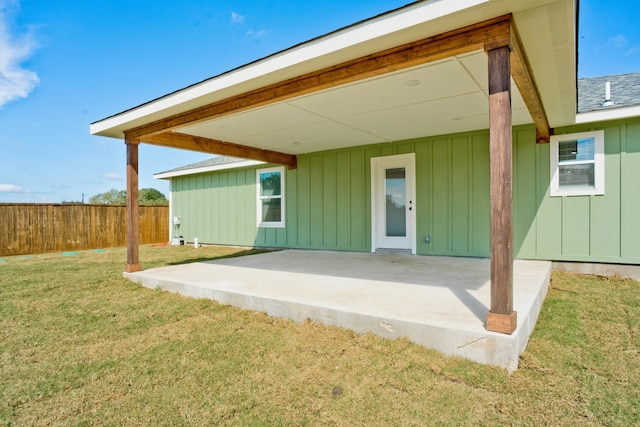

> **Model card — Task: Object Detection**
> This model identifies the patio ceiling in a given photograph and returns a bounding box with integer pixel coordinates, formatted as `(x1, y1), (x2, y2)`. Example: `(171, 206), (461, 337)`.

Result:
(176, 51), (532, 156)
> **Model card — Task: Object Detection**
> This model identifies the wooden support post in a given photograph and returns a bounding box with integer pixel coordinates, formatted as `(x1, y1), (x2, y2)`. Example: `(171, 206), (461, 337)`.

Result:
(486, 45), (517, 334)
(125, 138), (141, 273)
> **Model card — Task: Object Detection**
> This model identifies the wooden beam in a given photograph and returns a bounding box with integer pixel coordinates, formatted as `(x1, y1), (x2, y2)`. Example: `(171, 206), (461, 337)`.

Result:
(125, 138), (141, 273)
(486, 45), (517, 335)
(126, 15), (514, 140)
(142, 132), (297, 169)
(508, 21), (552, 143)
(484, 21), (551, 144)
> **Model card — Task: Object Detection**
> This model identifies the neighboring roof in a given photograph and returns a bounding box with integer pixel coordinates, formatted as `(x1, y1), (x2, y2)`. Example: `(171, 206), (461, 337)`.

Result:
(578, 73), (640, 113)
(154, 156), (264, 179)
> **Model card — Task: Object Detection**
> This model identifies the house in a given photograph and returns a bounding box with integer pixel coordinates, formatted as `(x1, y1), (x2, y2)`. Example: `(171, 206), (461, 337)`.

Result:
(90, 0), (640, 337)
(155, 71), (640, 264)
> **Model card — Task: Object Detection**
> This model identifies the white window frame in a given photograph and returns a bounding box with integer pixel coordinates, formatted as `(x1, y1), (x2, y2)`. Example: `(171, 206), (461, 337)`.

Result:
(256, 166), (285, 228)
(550, 130), (605, 197)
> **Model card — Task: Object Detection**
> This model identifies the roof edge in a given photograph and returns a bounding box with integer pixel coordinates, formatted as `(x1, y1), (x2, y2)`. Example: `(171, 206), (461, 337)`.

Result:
(575, 104), (640, 125)
(91, 1), (421, 129)
(154, 159), (265, 179)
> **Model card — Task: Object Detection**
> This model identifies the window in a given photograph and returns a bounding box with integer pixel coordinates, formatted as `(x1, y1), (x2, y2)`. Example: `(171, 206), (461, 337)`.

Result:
(257, 166), (285, 227)
(550, 130), (604, 197)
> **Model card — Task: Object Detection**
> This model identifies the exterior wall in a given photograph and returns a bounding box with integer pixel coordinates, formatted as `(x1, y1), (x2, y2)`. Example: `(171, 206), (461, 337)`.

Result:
(171, 130), (492, 257)
(170, 119), (640, 264)
(514, 118), (640, 264)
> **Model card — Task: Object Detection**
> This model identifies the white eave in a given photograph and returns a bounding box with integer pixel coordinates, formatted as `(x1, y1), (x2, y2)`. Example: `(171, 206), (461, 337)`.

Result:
(90, 0), (577, 140)
(575, 105), (640, 125)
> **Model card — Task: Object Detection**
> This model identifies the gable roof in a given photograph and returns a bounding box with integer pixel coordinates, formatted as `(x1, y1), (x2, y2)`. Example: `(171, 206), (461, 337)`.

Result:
(578, 73), (640, 113)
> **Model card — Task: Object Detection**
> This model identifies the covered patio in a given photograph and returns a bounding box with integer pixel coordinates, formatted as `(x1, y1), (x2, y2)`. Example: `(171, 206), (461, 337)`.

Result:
(91, 0), (576, 353)
(125, 250), (551, 371)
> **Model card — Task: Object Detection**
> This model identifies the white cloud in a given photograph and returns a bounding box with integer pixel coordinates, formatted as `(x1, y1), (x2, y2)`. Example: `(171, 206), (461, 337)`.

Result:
(231, 11), (245, 25)
(607, 34), (627, 49)
(103, 172), (122, 180)
(625, 46), (640, 56)
(230, 10), (268, 41)
(0, 183), (29, 193)
(246, 28), (268, 40)
(0, 0), (39, 108)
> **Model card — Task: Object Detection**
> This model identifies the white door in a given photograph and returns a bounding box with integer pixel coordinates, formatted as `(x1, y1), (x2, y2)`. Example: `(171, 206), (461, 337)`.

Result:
(371, 153), (416, 254)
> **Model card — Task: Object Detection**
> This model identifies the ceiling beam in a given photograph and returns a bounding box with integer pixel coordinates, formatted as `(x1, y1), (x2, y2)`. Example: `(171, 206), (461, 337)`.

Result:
(507, 22), (552, 143)
(484, 20), (551, 143)
(140, 132), (297, 169)
(125, 15), (514, 141)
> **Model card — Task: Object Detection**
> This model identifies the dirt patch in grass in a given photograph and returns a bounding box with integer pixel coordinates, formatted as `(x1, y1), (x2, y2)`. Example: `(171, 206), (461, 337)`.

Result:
(1, 247), (638, 425)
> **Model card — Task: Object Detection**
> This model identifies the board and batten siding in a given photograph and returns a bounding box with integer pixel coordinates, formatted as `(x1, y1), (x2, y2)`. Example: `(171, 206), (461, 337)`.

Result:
(514, 119), (640, 264)
(169, 120), (640, 264)
(170, 131), (493, 257)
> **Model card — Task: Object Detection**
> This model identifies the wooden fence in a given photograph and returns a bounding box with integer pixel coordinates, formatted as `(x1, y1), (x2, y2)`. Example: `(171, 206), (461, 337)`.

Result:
(0, 204), (169, 256)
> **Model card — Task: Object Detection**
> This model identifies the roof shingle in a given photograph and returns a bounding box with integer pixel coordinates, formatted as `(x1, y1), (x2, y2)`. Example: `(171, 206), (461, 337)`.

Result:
(156, 156), (246, 175)
(578, 73), (640, 113)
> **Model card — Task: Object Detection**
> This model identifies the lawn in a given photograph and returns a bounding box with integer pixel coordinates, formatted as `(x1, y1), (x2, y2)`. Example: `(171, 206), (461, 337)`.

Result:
(1, 245), (638, 426)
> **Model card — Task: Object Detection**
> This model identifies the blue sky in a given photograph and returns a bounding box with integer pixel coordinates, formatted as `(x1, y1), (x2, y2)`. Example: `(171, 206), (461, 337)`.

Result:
(0, 0), (638, 203)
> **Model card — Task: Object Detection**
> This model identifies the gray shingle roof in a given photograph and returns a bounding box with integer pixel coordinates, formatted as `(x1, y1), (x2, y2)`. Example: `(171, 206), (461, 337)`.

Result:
(578, 73), (640, 113)
(156, 156), (246, 175)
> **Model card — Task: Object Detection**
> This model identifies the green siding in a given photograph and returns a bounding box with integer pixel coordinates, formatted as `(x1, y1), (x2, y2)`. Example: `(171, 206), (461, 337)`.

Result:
(561, 197), (590, 257)
(323, 153), (337, 249)
(414, 142), (431, 254)
(513, 118), (640, 264)
(622, 123), (640, 259)
(349, 150), (366, 249)
(451, 137), (470, 253)
(412, 134), (491, 257)
(296, 156), (310, 247)
(513, 127), (537, 256)
(430, 138), (450, 253)
(470, 134), (490, 255)
(169, 119), (640, 263)
(336, 152), (350, 249)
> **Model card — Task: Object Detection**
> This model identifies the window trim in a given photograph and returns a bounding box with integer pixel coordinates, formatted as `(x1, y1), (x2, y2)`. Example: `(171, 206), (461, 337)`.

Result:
(550, 130), (605, 197)
(256, 166), (285, 228)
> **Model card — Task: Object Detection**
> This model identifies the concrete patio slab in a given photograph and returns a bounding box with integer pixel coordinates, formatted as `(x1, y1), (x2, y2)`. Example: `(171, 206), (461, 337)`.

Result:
(124, 250), (551, 372)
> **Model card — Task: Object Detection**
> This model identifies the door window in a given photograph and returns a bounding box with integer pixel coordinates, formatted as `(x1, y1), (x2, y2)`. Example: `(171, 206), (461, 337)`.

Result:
(385, 167), (406, 237)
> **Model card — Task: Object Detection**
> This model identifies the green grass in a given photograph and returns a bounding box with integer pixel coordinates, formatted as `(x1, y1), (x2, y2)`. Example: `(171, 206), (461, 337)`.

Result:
(1, 245), (638, 426)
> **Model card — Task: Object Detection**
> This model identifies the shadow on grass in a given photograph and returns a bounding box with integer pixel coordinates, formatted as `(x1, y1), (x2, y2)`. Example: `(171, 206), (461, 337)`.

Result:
(167, 248), (276, 266)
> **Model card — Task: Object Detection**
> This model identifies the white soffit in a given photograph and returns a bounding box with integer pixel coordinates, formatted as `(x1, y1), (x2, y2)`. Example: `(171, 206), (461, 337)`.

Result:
(513, 0), (577, 127)
(90, 0), (574, 140)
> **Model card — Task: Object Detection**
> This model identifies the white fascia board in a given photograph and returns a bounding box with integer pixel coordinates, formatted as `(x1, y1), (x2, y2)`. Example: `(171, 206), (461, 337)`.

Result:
(575, 105), (640, 125)
(90, 0), (491, 139)
(154, 160), (264, 180)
